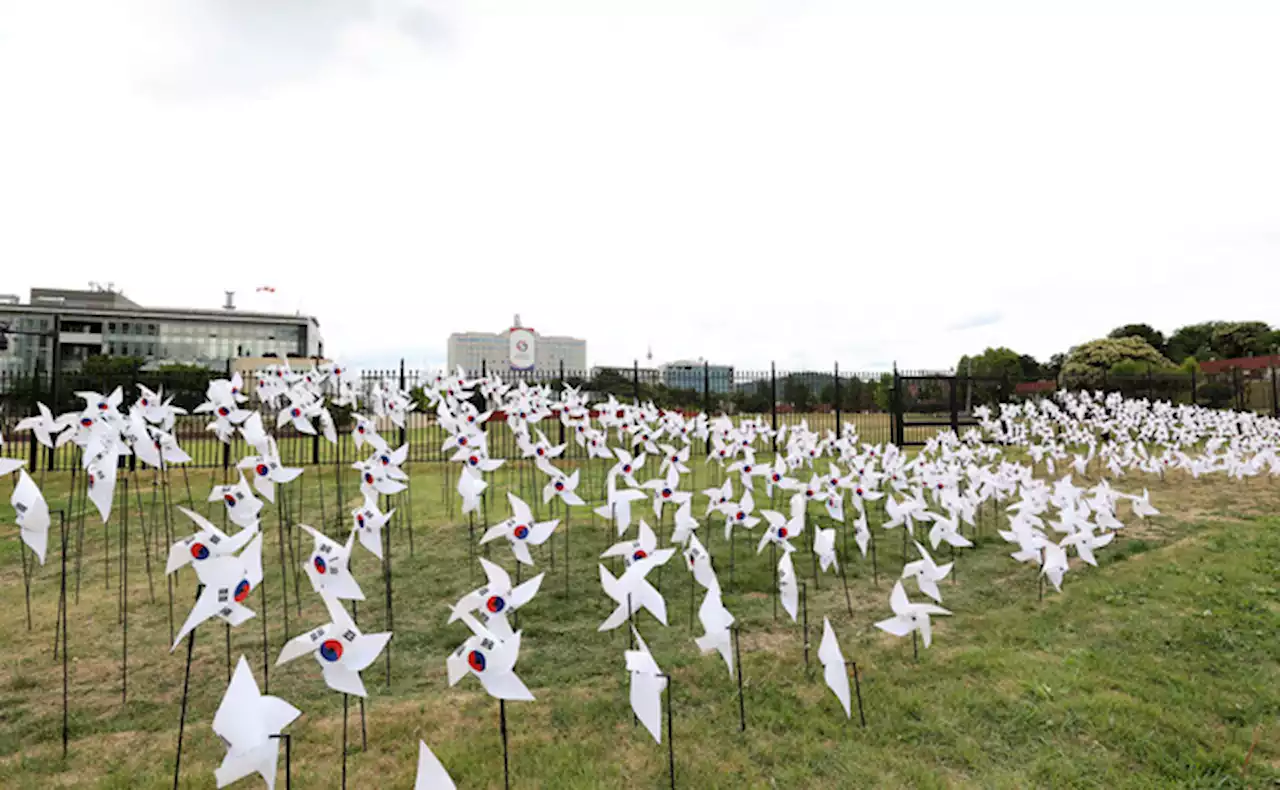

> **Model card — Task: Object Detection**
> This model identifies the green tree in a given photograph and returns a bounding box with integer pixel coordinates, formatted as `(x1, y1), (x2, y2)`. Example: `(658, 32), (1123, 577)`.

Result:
(1108, 324), (1166, 355)
(783, 376), (813, 411)
(872, 372), (894, 412)
(1210, 321), (1273, 360)
(955, 347), (1032, 382)
(1165, 322), (1222, 363)
(1061, 337), (1174, 385)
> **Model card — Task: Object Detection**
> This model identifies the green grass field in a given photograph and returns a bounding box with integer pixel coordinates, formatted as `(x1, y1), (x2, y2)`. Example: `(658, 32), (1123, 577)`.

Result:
(0, 457), (1277, 788)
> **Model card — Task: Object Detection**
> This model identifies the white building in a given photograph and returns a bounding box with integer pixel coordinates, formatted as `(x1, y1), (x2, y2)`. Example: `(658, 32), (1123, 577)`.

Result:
(447, 315), (587, 374)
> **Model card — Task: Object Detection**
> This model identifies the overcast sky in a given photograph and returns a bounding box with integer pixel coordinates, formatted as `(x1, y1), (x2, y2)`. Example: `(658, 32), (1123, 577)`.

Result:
(2, 1), (1278, 373)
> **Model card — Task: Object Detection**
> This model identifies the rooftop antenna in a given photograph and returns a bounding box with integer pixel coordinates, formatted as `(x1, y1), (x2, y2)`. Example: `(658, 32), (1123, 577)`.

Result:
(646, 344), (653, 363)
(224, 291), (236, 310)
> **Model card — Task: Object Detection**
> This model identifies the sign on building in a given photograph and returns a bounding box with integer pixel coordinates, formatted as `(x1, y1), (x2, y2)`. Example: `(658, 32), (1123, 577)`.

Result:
(509, 327), (536, 370)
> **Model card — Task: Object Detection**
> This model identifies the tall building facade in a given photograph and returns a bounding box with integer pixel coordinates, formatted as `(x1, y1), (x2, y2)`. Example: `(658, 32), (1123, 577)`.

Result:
(660, 359), (735, 393)
(447, 315), (587, 373)
(0, 286), (322, 374)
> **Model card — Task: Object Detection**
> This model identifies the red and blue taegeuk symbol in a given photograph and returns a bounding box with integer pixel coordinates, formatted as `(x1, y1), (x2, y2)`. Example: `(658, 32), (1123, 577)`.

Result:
(97, 402), (108, 411)
(513, 524), (530, 540)
(256, 463), (269, 477)
(314, 556), (328, 574)
(632, 549), (648, 561)
(356, 514), (366, 529)
(467, 650), (486, 672)
(290, 408), (301, 418)
(224, 493), (237, 507)
(486, 596), (506, 613)
(80, 417), (93, 428)
(217, 406), (230, 417)
(364, 472), (374, 485)
(320, 639), (344, 662)
(234, 579), (251, 602)
(778, 527), (788, 538)
(190, 542), (210, 560)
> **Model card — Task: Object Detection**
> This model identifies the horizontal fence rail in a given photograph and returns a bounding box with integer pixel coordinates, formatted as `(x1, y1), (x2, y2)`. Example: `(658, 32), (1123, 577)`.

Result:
(1, 360), (1276, 468)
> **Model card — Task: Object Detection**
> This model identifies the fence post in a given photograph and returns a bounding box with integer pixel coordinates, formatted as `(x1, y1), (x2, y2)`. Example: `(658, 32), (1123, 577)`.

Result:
(703, 362), (711, 457)
(892, 363), (903, 447)
(1271, 363), (1279, 418)
(833, 362), (841, 438)
(29, 356), (41, 471)
(1234, 367), (1243, 411)
(633, 360), (640, 404)
(558, 360), (566, 446)
(1146, 363), (1153, 402)
(222, 359), (232, 472)
(770, 363), (778, 454)
(1191, 366), (1198, 406)
(948, 372), (959, 435)
(398, 357), (407, 449)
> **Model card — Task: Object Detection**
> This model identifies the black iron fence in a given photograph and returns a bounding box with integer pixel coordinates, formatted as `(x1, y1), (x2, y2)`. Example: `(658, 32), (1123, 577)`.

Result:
(2, 359), (1277, 468)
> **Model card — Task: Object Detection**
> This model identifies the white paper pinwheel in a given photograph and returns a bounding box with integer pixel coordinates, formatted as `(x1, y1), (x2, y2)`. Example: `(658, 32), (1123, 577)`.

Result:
(694, 587), (735, 676)
(352, 414), (388, 453)
(276, 592), (391, 697)
(658, 443), (690, 477)
(456, 467), (488, 515)
(875, 581), (951, 648)
(351, 500), (395, 559)
(1041, 541), (1069, 592)
(669, 499), (700, 545)
(84, 446), (121, 523)
(609, 449), (646, 488)
(11, 470), (50, 564)
(172, 535), (264, 650)
(720, 489), (760, 541)
(480, 493), (559, 566)
(209, 474), (265, 529)
(778, 550), (798, 621)
(818, 618), (851, 718)
(682, 533), (719, 593)
(414, 740), (457, 790)
(598, 546), (675, 632)
(642, 464), (690, 521)
(213, 656), (300, 790)
(922, 511), (973, 550)
(537, 460), (585, 506)
(276, 396), (317, 435)
(167, 506), (259, 577)
(300, 524), (365, 601)
(596, 475), (648, 536)
(449, 557), (544, 639)
(446, 610), (535, 702)
(702, 478), (733, 518)
(237, 452), (303, 503)
(809, 526), (837, 574)
(902, 541), (952, 603)
(15, 402), (62, 448)
(625, 626), (668, 744)
(355, 460), (407, 497)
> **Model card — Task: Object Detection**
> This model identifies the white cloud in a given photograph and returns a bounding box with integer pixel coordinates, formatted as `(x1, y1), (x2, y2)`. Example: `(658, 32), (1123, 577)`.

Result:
(2, 0), (1278, 373)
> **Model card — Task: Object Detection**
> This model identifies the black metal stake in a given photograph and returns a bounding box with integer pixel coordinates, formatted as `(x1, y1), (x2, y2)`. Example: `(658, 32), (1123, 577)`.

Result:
(172, 585), (202, 790)
(851, 661), (866, 728)
(270, 734), (292, 790)
(121, 477), (129, 703)
(59, 510), (69, 758)
(342, 693), (349, 790)
(500, 699), (511, 790)
(839, 555), (854, 617)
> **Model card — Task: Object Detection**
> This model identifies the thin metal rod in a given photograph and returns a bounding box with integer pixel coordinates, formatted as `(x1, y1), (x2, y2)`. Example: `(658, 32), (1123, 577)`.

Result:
(733, 626), (746, 732)
(852, 661), (866, 728)
(500, 698), (511, 790)
(172, 586), (201, 790)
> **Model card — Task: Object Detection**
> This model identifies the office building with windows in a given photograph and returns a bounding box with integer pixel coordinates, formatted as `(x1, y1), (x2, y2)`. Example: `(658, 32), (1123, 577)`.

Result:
(447, 315), (587, 373)
(0, 286), (322, 374)
(660, 359), (735, 393)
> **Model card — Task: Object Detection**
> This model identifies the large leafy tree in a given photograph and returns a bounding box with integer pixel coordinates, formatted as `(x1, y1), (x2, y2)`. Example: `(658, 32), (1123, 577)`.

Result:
(956, 347), (1040, 382)
(1165, 322), (1221, 363)
(1108, 324), (1166, 355)
(1209, 321), (1275, 359)
(1061, 337), (1174, 384)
